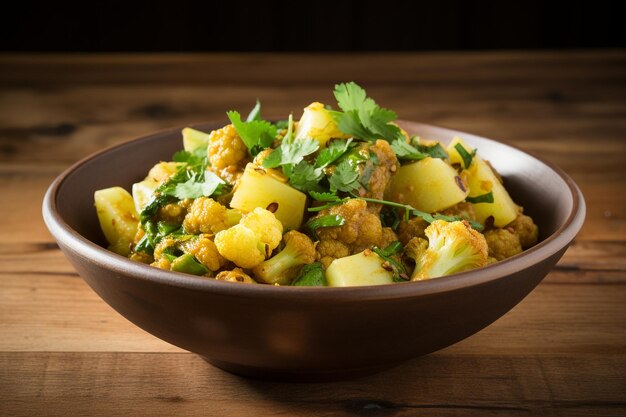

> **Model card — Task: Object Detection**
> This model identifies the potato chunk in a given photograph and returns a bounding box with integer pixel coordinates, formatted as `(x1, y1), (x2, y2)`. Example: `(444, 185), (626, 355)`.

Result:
(94, 187), (139, 256)
(230, 163), (307, 230)
(182, 127), (211, 152)
(386, 157), (468, 213)
(326, 250), (393, 287)
(447, 137), (519, 227)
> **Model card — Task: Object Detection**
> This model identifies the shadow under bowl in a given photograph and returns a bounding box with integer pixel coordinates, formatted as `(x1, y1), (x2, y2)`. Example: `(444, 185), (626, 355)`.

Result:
(42, 121), (585, 381)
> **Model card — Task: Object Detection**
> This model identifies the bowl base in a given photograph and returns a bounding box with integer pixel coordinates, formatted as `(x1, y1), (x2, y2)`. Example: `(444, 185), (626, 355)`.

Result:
(202, 356), (404, 382)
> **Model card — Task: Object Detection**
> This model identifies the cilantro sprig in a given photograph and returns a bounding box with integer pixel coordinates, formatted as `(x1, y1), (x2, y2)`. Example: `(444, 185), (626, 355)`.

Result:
(262, 115), (324, 192)
(227, 108), (277, 156)
(371, 241), (409, 282)
(332, 82), (405, 143)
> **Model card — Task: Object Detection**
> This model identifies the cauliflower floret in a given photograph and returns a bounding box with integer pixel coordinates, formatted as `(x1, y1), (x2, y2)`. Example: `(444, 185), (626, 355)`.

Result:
(398, 216), (428, 245)
(129, 250), (153, 264)
(483, 228), (522, 261)
(506, 213), (538, 249)
(405, 220), (489, 280)
(152, 236), (178, 261)
(151, 257), (171, 270)
(207, 124), (250, 184)
(214, 208), (283, 269)
(214, 225), (265, 268)
(179, 234), (227, 272)
(379, 227), (399, 249)
(349, 140), (399, 213)
(215, 268), (257, 284)
(252, 231), (316, 285)
(315, 199), (383, 253)
(441, 202), (477, 221)
(157, 200), (189, 225)
(316, 239), (350, 269)
(240, 207), (284, 250)
(182, 197), (232, 235)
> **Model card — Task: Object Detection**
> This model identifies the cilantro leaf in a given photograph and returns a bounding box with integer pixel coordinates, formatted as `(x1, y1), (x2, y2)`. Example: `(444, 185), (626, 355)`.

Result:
(292, 262), (326, 286)
(377, 240), (403, 257)
(263, 114), (319, 169)
(333, 82), (404, 143)
(334, 110), (377, 141)
(329, 160), (360, 193)
(371, 244), (409, 282)
(305, 214), (346, 230)
(309, 191), (341, 202)
(390, 139), (428, 160)
(172, 146), (207, 166)
(454, 143), (475, 169)
(466, 192), (494, 204)
(288, 161), (324, 192)
(246, 99), (262, 122)
(261, 148), (283, 169)
(334, 82), (369, 111)
(163, 170), (226, 200)
(227, 110), (276, 156)
(315, 138), (353, 168)
(418, 143), (448, 159)
(280, 137), (319, 165)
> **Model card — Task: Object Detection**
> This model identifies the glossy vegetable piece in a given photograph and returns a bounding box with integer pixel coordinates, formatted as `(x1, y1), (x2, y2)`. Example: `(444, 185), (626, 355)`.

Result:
(94, 187), (139, 256)
(447, 137), (519, 227)
(230, 163), (307, 230)
(326, 250), (394, 287)
(182, 127), (211, 152)
(294, 102), (349, 148)
(171, 253), (209, 276)
(386, 157), (469, 213)
(131, 162), (181, 212)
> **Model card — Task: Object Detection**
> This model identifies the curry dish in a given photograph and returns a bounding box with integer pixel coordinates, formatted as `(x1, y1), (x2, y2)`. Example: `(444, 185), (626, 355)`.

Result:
(95, 82), (538, 286)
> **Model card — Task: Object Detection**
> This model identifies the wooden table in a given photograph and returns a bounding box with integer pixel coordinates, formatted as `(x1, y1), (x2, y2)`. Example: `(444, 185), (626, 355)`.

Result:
(1, 51), (625, 416)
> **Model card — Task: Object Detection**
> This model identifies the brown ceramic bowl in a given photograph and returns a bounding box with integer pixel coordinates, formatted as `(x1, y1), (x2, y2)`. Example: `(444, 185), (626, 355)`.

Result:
(42, 121), (585, 381)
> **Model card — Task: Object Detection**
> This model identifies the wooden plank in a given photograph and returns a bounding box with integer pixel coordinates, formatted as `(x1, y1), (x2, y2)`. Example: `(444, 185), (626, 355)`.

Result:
(0, 352), (624, 417)
(1, 51), (625, 86)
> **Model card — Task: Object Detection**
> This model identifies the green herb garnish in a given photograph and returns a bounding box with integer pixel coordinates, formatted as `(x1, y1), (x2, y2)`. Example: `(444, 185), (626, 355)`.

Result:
(305, 214), (346, 230)
(332, 82), (405, 143)
(292, 262), (327, 286)
(315, 138), (354, 168)
(371, 241), (409, 282)
(454, 143), (476, 169)
(227, 109), (277, 156)
(329, 160), (361, 193)
(466, 192), (494, 204)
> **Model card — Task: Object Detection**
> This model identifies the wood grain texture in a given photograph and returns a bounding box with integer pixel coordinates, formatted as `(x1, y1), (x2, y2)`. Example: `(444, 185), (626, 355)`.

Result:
(0, 51), (625, 416)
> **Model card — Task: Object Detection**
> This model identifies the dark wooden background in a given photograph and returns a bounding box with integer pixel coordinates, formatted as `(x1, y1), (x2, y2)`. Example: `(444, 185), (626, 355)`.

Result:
(2, 1), (624, 52)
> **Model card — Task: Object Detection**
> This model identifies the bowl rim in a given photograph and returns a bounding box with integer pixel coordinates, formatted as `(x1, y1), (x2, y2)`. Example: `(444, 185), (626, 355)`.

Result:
(42, 120), (586, 301)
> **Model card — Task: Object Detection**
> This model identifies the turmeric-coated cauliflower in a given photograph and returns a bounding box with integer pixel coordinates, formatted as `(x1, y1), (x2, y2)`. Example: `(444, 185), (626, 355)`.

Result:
(252, 231), (316, 285)
(314, 198), (383, 254)
(506, 213), (538, 249)
(179, 234), (227, 272)
(207, 124), (250, 184)
(316, 239), (350, 269)
(398, 216), (428, 245)
(214, 207), (283, 269)
(406, 220), (489, 280)
(215, 268), (257, 284)
(483, 228), (522, 261)
(240, 207), (283, 250)
(183, 197), (233, 235)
